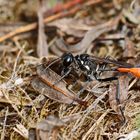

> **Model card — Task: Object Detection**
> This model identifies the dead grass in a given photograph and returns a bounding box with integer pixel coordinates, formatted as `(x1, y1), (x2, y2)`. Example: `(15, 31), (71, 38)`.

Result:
(0, 0), (140, 140)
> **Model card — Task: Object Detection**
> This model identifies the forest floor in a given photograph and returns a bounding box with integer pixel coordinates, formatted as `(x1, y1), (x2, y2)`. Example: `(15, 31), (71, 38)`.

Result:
(0, 0), (140, 140)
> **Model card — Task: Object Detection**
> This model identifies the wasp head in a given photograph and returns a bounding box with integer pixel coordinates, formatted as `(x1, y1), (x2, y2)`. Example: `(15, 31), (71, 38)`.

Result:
(62, 53), (74, 67)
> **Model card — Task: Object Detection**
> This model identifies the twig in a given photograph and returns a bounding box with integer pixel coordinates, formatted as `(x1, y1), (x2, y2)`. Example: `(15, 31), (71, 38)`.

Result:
(37, 0), (48, 57)
(0, 0), (102, 43)
(45, 0), (84, 15)
(11, 50), (22, 79)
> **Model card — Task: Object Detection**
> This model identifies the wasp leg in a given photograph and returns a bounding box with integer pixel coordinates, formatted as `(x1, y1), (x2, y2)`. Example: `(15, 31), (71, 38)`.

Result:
(98, 64), (107, 76)
(53, 67), (72, 85)
(65, 79), (87, 99)
(66, 80), (77, 90)
(65, 81), (82, 106)
(66, 78), (83, 93)
(94, 74), (118, 82)
(76, 81), (90, 96)
(116, 79), (126, 124)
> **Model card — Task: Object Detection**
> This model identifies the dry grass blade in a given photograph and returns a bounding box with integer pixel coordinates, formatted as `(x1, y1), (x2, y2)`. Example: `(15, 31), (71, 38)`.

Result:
(1, 89), (26, 121)
(82, 109), (111, 140)
(13, 124), (28, 139)
(72, 90), (108, 132)
(0, 94), (32, 106)
(0, 107), (8, 140)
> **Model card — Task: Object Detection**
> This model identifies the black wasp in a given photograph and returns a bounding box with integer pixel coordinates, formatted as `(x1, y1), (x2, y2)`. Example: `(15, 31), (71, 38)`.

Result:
(45, 52), (133, 83)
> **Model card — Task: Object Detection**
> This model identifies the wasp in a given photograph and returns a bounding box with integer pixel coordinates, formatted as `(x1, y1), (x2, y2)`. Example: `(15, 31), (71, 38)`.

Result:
(41, 52), (140, 123)
(43, 52), (134, 85)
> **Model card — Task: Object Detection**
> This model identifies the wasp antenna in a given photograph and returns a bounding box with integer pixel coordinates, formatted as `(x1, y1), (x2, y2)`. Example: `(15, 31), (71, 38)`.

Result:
(36, 57), (61, 71)
(43, 57), (61, 71)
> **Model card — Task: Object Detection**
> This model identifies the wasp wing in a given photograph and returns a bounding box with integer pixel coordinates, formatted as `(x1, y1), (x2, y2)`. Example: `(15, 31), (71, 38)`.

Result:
(87, 55), (133, 68)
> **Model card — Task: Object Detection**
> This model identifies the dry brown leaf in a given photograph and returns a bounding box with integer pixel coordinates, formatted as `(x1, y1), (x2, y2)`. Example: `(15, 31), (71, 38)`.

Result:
(29, 128), (36, 140)
(35, 114), (80, 140)
(123, 37), (136, 64)
(118, 75), (129, 106)
(31, 77), (77, 104)
(109, 75), (129, 122)
(31, 64), (86, 105)
(37, 116), (65, 131)
(124, 0), (140, 24)
(48, 18), (93, 37)
(109, 83), (125, 122)
(50, 15), (121, 55)
(36, 116), (64, 140)
(109, 83), (120, 114)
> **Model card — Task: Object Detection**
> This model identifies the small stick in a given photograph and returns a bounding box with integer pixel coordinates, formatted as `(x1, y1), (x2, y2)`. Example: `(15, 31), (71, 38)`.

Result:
(0, 0), (102, 43)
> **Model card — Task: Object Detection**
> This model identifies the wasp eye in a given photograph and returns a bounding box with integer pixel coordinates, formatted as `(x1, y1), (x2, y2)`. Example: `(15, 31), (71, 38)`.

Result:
(80, 54), (89, 60)
(62, 53), (74, 67)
